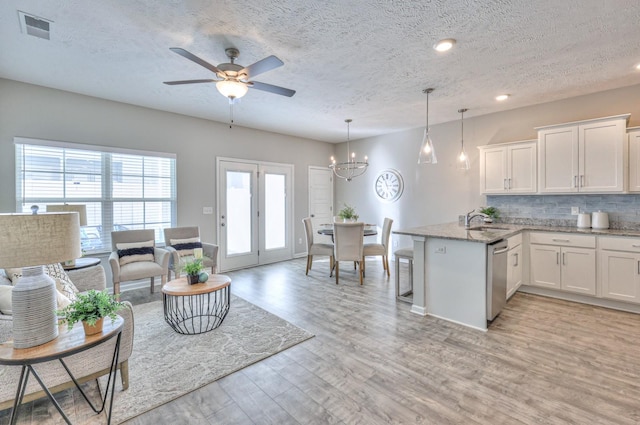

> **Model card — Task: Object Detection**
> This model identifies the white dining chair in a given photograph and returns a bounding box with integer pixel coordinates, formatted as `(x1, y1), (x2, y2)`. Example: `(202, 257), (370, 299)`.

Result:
(333, 222), (365, 285)
(303, 218), (334, 276)
(363, 217), (393, 277)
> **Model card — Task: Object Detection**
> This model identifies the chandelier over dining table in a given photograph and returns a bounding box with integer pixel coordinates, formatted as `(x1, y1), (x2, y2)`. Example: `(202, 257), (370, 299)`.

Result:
(329, 119), (368, 182)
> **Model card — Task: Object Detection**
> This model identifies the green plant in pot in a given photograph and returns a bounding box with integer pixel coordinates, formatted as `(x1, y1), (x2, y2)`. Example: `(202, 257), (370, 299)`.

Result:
(479, 206), (499, 222)
(57, 290), (125, 336)
(337, 203), (359, 222)
(182, 258), (204, 284)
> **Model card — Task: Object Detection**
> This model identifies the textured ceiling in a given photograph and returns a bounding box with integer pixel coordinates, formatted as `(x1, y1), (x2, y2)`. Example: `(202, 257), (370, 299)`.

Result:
(1, 0), (639, 142)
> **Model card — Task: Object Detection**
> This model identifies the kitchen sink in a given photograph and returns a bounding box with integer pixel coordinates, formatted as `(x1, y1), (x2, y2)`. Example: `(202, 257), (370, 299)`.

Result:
(467, 225), (511, 231)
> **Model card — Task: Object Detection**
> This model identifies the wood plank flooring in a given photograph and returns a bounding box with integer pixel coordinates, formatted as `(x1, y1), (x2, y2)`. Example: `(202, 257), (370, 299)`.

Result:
(2, 257), (640, 424)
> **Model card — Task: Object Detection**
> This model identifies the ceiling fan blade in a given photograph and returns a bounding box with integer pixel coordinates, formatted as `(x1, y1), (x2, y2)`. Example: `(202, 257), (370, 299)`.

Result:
(241, 55), (284, 79)
(169, 47), (222, 74)
(163, 79), (217, 85)
(249, 81), (296, 97)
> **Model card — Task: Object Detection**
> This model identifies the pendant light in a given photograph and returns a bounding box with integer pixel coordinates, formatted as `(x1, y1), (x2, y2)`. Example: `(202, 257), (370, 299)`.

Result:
(329, 119), (369, 182)
(458, 108), (470, 170)
(418, 88), (437, 164)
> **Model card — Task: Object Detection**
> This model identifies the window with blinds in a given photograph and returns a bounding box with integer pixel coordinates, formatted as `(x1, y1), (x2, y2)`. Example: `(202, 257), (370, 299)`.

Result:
(15, 138), (177, 252)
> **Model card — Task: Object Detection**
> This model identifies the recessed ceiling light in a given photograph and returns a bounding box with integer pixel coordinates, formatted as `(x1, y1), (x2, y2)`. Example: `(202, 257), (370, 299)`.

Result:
(433, 39), (456, 52)
(495, 94), (510, 101)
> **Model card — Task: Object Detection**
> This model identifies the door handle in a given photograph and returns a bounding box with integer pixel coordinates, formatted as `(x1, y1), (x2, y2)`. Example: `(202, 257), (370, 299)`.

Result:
(556, 252), (559, 264)
(580, 175), (585, 187)
(311, 214), (315, 217)
(221, 223), (225, 227)
(513, 252), (518, 267)
(573, 175), (578, 188)
(552, 238), (570, 243)
(493, 247), (510, 255)
(504, 179), (507, 190)
(508, 178), (512, 190)
(638, 260), (640, 275)
(562, 252), (566, 265)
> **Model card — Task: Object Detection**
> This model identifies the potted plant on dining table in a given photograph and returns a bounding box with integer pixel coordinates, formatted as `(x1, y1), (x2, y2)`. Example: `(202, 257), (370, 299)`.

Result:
(337, 203), (359, 222)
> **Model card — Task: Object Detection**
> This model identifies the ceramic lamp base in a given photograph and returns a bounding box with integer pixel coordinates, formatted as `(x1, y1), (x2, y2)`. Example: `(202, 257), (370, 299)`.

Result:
(12, 265), (58, 349)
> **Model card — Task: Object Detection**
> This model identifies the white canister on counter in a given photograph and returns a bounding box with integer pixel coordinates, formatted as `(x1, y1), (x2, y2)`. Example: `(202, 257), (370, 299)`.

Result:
(577, 213), (591, 228)
(592, 211), (609, 229)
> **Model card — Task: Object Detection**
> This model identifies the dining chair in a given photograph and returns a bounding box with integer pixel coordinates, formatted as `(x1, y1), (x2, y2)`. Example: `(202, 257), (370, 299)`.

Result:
(363, 217), (393, 277)
(109, 229), (170, 296)
(333, 222), (365, 285)
(163, 226), (218, 279)
(303, 218), (334, 276)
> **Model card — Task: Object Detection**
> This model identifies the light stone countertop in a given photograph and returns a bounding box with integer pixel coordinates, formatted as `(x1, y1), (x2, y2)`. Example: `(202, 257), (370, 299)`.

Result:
(394, 222), (640, 244)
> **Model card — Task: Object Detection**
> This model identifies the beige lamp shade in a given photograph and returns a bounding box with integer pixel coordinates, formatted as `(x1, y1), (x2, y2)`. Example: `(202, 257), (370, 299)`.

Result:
(46, 204), (87, 226)
(0, 212), (82, 268)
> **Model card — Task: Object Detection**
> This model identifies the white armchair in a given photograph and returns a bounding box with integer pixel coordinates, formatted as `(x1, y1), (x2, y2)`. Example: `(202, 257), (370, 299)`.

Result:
(163, 226), (218, 279)
(109, 229), (169, 296)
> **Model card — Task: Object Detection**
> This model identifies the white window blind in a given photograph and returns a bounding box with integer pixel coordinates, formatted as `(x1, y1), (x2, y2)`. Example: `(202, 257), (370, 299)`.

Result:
(15, 138), (177, 252)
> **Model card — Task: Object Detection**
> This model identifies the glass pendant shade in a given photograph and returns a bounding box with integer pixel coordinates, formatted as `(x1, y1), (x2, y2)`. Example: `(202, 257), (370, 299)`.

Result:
(216, 80), (249, 100)
(458, 108), (470, 170)
(418, 129), (437, 164)
(418, 88), (437, 164)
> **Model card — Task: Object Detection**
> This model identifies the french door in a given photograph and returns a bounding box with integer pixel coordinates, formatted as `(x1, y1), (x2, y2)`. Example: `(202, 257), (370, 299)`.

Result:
(217, 158), (293, 271)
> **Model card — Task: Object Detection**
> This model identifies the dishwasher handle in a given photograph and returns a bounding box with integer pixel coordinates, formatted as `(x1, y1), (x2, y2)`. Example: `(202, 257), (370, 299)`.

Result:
(493, 246), (510, 255)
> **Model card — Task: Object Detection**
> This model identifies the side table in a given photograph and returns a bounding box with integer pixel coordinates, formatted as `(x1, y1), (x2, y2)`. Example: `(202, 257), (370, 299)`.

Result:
(62, 257), (101, 271)
(0, 317), (124, 425)
(162, 275), (231, 335)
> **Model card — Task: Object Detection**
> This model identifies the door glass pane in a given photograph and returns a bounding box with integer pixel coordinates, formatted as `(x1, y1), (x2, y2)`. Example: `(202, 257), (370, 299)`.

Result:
(265, 173), (285, 250)
(227, 171), (252, 255)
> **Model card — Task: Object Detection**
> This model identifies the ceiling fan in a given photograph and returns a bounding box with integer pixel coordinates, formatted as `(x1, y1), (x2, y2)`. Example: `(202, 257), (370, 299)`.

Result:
(164, 47), (296, 102)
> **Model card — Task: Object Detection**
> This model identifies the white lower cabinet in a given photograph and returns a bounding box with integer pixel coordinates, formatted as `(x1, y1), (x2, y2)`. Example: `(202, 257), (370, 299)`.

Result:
(599, 236), (640, 303)
(506, 242), (523, 299)
(529, 232), (596, 296)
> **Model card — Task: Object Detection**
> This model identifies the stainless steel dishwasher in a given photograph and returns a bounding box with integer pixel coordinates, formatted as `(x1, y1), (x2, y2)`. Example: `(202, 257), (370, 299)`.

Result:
(486, 239), (509, 321)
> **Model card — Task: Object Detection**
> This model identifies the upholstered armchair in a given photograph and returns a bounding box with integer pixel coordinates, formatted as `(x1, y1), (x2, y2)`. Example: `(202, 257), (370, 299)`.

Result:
(109, 229), (169, 296)
(163, 226), (218, 279)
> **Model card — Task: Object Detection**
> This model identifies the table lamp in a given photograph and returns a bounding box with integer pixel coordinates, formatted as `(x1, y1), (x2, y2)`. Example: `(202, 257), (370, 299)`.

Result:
(46, 204), (87, 267)
(0, 212), (81, 348)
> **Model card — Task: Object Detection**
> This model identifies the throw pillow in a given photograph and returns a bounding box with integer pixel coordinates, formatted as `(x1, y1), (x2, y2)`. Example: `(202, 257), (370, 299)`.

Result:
(117, 240), (155, 266)
(45, 264), (79, 301)
(0, 284), (12, 315)
(170, 237), (202, 257)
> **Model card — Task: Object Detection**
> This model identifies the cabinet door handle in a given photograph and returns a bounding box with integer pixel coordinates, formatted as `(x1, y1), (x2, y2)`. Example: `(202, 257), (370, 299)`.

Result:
(638, 260), (640, 275)
(513, 252), (518, 267)
(580, 175), (585, 187)
(562, 252), (566, 265)
(556, 252), (560, 264)
(504, 178), (507, 190)
(632, 244), (640, 248)
(552, 238), (570, 243)
(573, 175), (578, 188)
(508, 178), (512, 189)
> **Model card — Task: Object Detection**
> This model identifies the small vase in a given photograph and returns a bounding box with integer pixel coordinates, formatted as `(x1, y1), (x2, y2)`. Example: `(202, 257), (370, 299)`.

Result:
(187, 274), (200, 284)
(83, 317), (104, 336)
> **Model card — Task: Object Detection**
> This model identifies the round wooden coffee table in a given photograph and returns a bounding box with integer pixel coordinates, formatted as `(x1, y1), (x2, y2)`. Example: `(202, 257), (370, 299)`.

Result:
(161, 275), (231, 335)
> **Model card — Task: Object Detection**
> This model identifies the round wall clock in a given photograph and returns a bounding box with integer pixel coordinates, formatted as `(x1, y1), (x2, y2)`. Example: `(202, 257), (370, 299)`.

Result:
(374, 169), (404, 203)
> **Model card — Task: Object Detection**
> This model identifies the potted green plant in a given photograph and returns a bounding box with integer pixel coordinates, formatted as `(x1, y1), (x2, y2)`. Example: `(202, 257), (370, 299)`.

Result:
(337, 203), (359, 222)
(479, 206), (499, 223)
(57, 290), (125, 336)
(182, 258), (204, 284)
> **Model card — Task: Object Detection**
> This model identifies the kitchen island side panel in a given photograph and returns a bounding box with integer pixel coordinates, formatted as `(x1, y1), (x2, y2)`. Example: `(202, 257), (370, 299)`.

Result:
(426, 238), (488, 331)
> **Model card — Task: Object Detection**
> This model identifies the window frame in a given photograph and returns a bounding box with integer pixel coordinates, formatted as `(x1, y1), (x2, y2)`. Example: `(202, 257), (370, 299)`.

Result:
(14, 137), (177, 252)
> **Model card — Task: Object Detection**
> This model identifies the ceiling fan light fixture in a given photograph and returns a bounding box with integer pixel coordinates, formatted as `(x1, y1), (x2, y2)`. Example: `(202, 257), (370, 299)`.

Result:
(216, 80), (249, 100)
(434, 39), (456, 52)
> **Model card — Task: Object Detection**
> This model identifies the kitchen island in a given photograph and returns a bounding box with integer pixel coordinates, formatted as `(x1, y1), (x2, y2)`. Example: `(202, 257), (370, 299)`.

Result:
(394, 222), (518, 331)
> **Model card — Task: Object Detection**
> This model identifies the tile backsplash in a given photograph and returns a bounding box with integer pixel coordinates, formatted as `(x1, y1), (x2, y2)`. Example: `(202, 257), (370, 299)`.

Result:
(486, 194), (640, 230)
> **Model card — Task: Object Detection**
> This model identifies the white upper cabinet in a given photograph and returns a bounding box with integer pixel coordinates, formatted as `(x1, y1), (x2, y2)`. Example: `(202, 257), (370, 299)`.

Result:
(536, 114), (629, 193)
(628, 127), (640, 192)
(479, 140), (537, 194)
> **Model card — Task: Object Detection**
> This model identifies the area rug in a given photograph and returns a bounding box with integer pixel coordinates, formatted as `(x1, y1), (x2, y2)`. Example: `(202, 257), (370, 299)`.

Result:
(104, 295), (313, 424)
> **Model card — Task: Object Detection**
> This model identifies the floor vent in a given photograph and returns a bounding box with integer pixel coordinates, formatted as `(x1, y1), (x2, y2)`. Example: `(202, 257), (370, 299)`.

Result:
(18, 11), (52, 40)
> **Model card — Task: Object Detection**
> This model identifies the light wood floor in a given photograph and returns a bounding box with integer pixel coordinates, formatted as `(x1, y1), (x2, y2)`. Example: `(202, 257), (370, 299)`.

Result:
(3, 257), (640, 424)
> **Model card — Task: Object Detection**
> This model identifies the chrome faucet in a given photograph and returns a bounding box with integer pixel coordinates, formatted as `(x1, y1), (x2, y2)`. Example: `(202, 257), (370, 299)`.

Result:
(464, 209), (489, 229)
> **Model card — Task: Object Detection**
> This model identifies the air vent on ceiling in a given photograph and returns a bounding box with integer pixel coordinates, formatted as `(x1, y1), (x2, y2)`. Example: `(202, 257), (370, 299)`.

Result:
(18, 11), (52, 40)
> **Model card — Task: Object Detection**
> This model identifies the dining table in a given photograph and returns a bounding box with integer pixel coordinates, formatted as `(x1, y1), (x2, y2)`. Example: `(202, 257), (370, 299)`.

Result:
(317, 224), (377, 242)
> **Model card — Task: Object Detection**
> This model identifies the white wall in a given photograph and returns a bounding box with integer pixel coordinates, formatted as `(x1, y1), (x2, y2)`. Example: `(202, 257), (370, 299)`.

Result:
(335, 83), (640, 249)
(0, 78), (334, 256)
